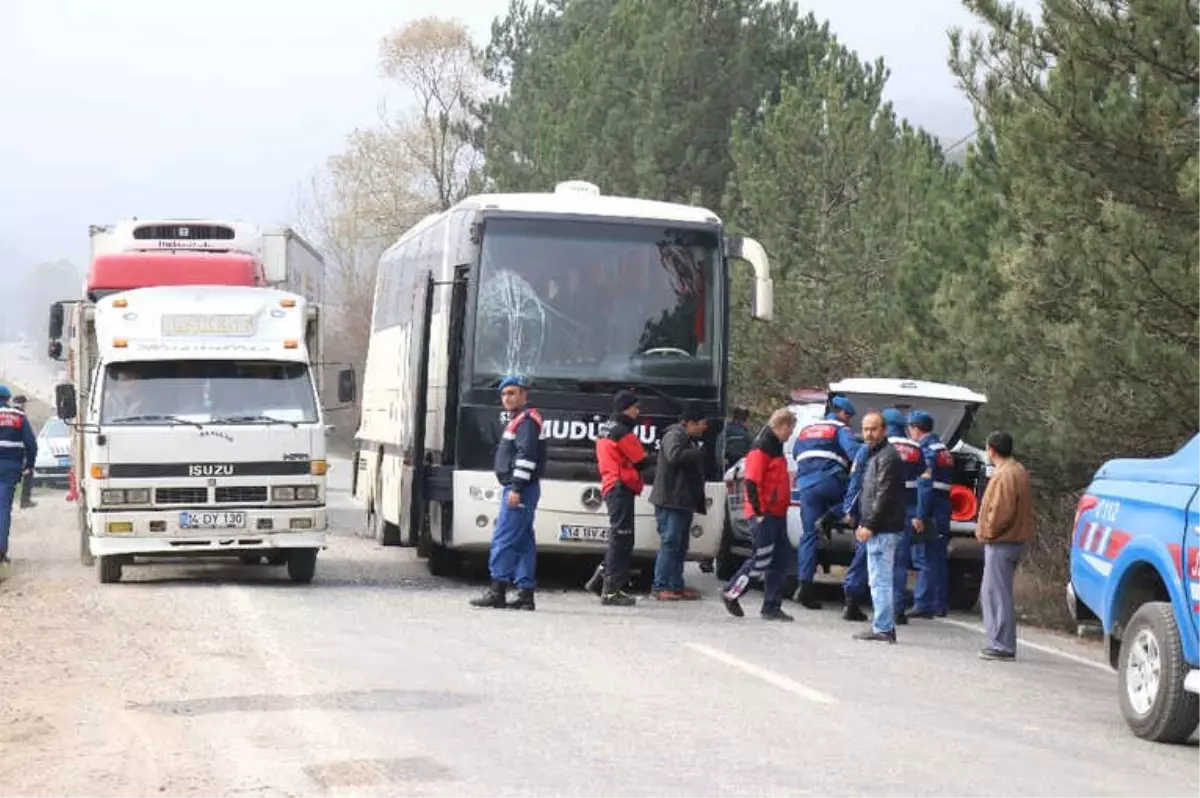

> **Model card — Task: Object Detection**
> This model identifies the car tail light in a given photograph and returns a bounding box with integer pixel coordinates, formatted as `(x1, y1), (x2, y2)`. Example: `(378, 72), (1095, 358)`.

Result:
(1073, 494), (1097, 530)
(950, 484), (978, 521)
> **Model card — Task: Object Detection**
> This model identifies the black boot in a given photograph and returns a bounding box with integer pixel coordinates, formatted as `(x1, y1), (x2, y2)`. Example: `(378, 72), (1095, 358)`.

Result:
(506, 588), (536, 611)
(584, 564), (605, 595)
(469, 580), (508, 608)
(600, 576), (636, 607)
(842, 597), (868, 622)
(796, 581), (822, 610)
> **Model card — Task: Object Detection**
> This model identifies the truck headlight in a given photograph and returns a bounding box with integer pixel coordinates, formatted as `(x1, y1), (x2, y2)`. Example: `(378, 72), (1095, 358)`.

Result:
(295, 486), (318, 501)
(125, 488), (151, 504)
(101, 489), (125, 505)
(272, 486), (297, 501)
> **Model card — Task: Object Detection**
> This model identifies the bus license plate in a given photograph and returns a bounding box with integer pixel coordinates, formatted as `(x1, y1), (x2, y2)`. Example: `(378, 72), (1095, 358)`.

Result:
(180, 511), (247, 530)
(560, 525), (609, 543)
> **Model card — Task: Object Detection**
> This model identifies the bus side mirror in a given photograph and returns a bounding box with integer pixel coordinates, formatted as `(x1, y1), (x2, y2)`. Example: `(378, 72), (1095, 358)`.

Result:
(337, 368), (356, 404)
(56, 383), (77, 422)
(725, 235), (774, 321)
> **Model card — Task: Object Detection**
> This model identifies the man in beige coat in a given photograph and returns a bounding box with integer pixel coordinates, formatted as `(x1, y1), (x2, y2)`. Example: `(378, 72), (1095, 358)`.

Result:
(975, 431), (1036, 660)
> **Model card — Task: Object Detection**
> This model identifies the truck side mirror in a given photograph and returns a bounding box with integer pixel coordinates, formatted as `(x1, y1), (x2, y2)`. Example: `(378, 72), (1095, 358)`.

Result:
(337, 368), (356, 404)
(55, 383), (77, 422)
(48, 302), (64, 340)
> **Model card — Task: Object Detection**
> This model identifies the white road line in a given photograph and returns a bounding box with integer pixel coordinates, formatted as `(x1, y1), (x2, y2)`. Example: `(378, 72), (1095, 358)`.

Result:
(935, 617), (1112, 673)
(684, 642), (838, 704)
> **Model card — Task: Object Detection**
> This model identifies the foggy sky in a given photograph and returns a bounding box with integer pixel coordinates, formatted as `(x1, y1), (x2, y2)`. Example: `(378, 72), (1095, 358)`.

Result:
(0, 0), (1037, 272)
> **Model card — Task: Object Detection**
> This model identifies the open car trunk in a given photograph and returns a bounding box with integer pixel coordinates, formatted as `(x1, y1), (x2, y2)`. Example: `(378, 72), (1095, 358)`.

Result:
(826, 378), (987, 447)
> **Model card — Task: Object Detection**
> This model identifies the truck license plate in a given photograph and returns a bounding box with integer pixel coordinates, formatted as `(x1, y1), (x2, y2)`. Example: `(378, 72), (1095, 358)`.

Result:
(179, 511), (247, 530)
(559, 525), (609, 543)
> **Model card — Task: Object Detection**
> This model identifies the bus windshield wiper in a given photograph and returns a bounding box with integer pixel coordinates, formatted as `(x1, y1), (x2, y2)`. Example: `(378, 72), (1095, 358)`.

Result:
(212, 414), (300, 429)
(107, 414), (204, 429)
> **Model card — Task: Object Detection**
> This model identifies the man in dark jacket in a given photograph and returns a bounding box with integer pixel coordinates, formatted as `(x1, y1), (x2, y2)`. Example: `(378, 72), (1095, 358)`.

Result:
(721, 408), (797, 621)
(648, 402), (709, 601)
(852, 410), (908, 643)
(471, 375), (545, 611)
(591, 390), (652, 607)
(721, 407), (751, 470)
(11, 396), (35, 509)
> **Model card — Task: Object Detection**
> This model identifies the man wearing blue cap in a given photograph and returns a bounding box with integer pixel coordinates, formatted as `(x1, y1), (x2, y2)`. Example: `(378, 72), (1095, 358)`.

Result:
(0, 384), (37, 565)
(470, 375), (545, 610)
(791, 394), (861, 609)
(907, 409), (955, 618)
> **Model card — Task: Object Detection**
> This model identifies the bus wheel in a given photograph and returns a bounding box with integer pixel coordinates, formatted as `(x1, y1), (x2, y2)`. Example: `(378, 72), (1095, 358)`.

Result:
(427, 544), (459, 578)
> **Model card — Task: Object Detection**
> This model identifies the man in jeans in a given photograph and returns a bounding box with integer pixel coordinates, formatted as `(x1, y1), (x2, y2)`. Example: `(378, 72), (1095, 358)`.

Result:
(648, 402), (709, 601)
(975, 430), (1036, 660)
(851, 410), (908, 643)
(721, 409), (798, 621)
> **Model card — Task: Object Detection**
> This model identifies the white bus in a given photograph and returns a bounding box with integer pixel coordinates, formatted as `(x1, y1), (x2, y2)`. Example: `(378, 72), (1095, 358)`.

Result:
(353, 180), (774, 576)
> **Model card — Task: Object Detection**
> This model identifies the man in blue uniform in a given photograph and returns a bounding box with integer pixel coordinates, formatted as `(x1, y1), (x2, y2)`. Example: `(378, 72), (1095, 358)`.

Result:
(471, 375), (545, 611)
(883, 408), (925, 625)
(792, 395), (861, 609)
(838, 443), (870, 620)
(908, 409), (955, 618)
(0, 384), (38, 565)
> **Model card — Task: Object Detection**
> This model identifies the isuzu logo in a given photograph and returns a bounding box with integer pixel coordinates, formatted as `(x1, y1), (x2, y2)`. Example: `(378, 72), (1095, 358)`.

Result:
(581, 487), (603, 510)
(188, 463), (234, 477)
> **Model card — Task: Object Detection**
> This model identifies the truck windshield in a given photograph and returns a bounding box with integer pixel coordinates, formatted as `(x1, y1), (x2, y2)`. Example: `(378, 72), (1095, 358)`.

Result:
(471, 218), (722, 388)
(100, 360), (318, 425)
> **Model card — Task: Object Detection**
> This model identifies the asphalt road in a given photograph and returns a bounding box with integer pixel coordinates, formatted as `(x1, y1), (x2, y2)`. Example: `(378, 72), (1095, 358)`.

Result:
(0, 458), (1196, 797)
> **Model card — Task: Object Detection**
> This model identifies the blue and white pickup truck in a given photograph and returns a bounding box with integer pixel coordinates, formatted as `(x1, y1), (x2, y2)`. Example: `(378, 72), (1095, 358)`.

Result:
(1067, 434), (1200, 743)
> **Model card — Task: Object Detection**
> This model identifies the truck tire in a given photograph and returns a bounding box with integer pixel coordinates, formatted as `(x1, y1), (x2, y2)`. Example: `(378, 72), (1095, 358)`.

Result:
(427, 543), (459, 577)
(1117, 601), (1200, 743)
(97, 555), (122, 584)
(286, 549), (318, 584)
(948, 561), (983, 611)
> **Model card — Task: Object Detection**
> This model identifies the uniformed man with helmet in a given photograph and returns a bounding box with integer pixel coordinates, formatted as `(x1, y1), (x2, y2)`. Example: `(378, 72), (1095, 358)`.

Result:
(907, 409), (955, 618)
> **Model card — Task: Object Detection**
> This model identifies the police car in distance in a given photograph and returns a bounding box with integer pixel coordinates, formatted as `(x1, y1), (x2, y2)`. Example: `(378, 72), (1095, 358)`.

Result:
(1066, 434), (1199, 744)
(719, 378), (991, 610)
(32, 416), (72, 488)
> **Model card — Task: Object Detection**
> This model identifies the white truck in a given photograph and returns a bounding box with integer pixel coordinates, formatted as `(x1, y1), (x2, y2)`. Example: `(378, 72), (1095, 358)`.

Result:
(47, 219), (354, 583)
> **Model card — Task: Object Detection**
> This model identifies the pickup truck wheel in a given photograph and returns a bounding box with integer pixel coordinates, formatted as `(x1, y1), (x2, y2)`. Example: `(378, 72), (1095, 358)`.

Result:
(1118, 601), (1199, 743)
(97, 555), (122, 584)
(948, 562), (983, 611)
(286, 549), (318, 584)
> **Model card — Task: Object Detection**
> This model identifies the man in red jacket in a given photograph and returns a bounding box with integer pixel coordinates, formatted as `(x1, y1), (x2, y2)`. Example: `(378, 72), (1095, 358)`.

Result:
(721, 408), (798, 621)
(592, 390), (652, 606)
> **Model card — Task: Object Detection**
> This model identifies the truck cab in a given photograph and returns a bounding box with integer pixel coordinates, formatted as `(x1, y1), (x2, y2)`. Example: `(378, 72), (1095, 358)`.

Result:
(53, 285), (352, 584)
(1067, 434), (1200, 743)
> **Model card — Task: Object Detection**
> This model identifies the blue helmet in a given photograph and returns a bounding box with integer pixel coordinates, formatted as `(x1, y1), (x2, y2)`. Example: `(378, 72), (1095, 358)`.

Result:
(882, 408), (906, 428)
(0, 384), (10, 401)
(906, 410), (934, 430)
(497, 375), (530, 393)
(830, 395), (856, 416)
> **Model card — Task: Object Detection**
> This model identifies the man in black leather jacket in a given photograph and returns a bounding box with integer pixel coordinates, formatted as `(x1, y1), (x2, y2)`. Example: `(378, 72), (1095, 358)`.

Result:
(852, 410), (908, 643)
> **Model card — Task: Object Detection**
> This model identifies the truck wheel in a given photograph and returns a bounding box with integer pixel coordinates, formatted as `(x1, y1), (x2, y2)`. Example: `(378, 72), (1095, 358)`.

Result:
(286, 549), (318, 584)
(948, 561), (983, 611)
(239, 555), (263, 565)
(427, 543), (459, 578)
(97, 555), (122, 584)
(266, 553), (287, 566)
(1118, 601), (1200, 743)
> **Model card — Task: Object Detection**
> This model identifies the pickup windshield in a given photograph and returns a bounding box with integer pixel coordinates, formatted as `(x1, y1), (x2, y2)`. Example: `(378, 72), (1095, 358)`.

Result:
(100, 360), (318, 425)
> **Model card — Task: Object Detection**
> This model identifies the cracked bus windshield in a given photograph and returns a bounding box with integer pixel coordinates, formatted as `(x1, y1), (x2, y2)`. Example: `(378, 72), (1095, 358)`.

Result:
(471, 218), (722, 388)
(100, 360), (318, 425)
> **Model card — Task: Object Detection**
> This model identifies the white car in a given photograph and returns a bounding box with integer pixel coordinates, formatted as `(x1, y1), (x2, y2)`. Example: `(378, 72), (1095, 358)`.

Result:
(32, 416), (72, 487)
(719, 378), (991, 610)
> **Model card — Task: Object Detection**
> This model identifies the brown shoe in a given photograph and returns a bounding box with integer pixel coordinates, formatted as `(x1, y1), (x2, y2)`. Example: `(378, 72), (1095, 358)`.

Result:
(653, 590), (684, 601)
(678, 586), (703, 601)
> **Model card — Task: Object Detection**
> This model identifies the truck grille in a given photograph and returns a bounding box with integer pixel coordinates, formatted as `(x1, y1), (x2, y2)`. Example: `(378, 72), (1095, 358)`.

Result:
(155, 487), (207, 504)
(132, 223), (234, 240)
(215, 486), (268, 503)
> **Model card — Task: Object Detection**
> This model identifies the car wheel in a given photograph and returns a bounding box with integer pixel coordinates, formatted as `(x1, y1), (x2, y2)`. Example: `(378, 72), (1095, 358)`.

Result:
(1117, 602), (1200, 743)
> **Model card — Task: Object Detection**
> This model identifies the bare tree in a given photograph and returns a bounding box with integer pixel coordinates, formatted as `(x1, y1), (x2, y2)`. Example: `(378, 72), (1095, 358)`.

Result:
(378, 16), (485, 209)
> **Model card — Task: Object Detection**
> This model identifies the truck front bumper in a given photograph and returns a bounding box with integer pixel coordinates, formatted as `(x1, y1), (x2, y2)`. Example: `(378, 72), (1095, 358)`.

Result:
(89, 507), (326, 557)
